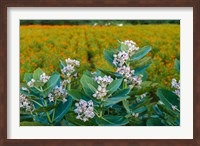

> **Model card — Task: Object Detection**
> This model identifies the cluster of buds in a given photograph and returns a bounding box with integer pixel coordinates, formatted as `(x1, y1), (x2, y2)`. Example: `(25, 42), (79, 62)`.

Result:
(40, 73), (50, 83)
(48, 84), (67, 103)
(61, 58), (80, 83)
(20, 93), (34, 112)
(74, 99), (95, 122)
(93, 75), (113, 99)
(171, 78), (180, 96)
(27, 79), (35, 87)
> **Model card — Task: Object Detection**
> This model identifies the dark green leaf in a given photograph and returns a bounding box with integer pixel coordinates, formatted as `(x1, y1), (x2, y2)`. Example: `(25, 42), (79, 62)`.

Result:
(53, 96), (72, 123)
(105, 88), (130, 106)
(174, 59), (180, 73)
(80, 74), (98, 97)
(104, 50), (115, 66)
(107, 78), (123, 95)
(43, 72), (60, 96)
(156, 88), (180, 110)
(146, 118), (164, 126)
(134, 61), (152, 75)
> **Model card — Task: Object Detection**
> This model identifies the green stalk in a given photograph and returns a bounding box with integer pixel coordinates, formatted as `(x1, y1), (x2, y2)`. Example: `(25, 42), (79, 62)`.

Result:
(44, 100), (52, 123)
(51, 100), (57, 122)
(29, 99), (43, 107)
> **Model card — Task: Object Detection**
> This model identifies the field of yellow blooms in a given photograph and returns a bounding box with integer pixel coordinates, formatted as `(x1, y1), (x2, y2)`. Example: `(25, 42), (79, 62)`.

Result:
(20, 24), (180, 88)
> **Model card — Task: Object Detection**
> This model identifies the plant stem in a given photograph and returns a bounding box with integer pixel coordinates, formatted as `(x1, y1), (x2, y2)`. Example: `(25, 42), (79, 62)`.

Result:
(52, 100), (57, 122)
(44, 100), (52, 123)
(30, 99), (43, 107)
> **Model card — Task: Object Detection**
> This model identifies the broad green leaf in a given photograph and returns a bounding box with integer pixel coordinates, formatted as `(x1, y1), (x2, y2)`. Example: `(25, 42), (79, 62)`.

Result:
(43, 72), (60, 96)
(132, 106), (147, 113)
(107, 78), (123, 95)
(156, 88), (180, 110)
(20, 121), (47, 126)
(96, 115), (128, 126)
(80, 74), (98, 97)
(131, 56), (151, 68)
(24, 73), (33, 83)
(104, 88), (130, 106)
(53, 96), (72, 123)
(146, 118), (164, 126)
(33, 68), (43, 81)
(67, 89), (90, 101)
(131, 46), (152, 62)
(134, 61), (152, 75)
(174, 59), (180, 73)
(99, 69), (122, 78)
(104, 50), (115, 66)
(65, 112), (97, 126)
(122, 100), (131, 113)
(33, 105), (57, 113)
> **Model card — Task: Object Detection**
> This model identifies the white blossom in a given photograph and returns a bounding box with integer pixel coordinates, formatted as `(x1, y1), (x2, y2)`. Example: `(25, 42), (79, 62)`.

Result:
(27, 79), (35, 87)
(20, 93), (34, 111)
(48, 93), (54, 102)
(40, 73), (50, 83)
(171, 78), (180, 96)
(93, 75), (113, 99)
(132, 112), (139, 118)
(74, 99), (95, 122)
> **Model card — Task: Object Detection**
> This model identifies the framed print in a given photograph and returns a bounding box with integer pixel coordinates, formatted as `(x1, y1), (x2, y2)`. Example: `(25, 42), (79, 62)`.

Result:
(0, 0), (199, 145)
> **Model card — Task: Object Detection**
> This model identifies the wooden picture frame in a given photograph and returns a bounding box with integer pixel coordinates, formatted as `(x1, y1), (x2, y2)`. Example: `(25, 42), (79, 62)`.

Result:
(0, 0), (199, 145)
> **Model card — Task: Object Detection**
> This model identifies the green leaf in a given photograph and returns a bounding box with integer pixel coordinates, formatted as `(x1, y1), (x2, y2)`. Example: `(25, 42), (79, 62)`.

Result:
(132, 106), (147, 113)
(53, 96), (72, 123)
(96, 115), (128, 126)
(20, 121), (47, 126)
(156, 88), (180, 110)
(33, 105), (57, 113)
(24, 73), (33, 83)
(131, 46), (152, 62)
(80, 74), (98, 97)
(99, 69), (122, 78)
(104, 50), (115, 66)
(122, 100), (131, 113)
(33, 68), (43, 81)
(146, 118), (164, 126)
(43, 72), (60, 96)
(134, 61), (152, 75)
(107, 78), (123, 95)
(65, 112), (97, 126)
(174, 59), (180, 73)
(105, 88), (130, 106)
(120, 43), (129, 51)
(67, 89), (91, 101)
(60, 59), (66, 69)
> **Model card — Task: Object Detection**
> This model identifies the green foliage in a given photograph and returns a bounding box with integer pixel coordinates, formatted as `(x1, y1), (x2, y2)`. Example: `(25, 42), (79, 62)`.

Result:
(20, 40), (180, 126)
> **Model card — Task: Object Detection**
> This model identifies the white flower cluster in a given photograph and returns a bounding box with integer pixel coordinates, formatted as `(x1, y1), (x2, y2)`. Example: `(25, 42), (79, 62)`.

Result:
(40, 73), (50, 83)
(116, 65), (142, 89)
(121, 40), (139, 54)
(48, 84), (67, 103)
(27, 79), (35, 87)
(113, 51), (129, 67)
(27, 72), (50, 87)
(20, 94), (34, 112)
(61, 58), (80, 83)
(113, 40), (139, 67)
(171, 78), (180, 96)
(93, 75), (113, 99)
(74, 99), (95, 122)
(132, 112), (139, 118)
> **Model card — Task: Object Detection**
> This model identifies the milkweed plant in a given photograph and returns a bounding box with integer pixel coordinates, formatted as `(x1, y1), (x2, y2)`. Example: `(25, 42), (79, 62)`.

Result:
(20, 40), (180, 126)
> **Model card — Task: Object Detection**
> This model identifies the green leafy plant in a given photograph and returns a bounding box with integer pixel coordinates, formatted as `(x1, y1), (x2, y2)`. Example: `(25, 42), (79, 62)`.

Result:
(20, 40), (180, 126)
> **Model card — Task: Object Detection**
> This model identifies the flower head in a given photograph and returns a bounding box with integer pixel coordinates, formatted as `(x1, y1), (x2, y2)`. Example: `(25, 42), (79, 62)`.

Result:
(74, 99), (95, 122)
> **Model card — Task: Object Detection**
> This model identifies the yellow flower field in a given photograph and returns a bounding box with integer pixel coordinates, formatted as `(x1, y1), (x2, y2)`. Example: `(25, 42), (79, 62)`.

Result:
(20, 24), (180, 88)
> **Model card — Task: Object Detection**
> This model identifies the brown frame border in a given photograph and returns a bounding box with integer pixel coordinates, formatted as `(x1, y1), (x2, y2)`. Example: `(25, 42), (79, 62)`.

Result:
(0, 0), (199, 145)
